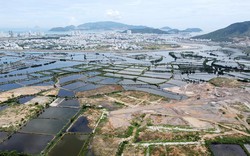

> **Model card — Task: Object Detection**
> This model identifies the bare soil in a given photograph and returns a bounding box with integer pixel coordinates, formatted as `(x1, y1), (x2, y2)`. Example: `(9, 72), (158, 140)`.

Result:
(0, 86), (52, 103)
(91, 135), (122, 156)
(0, 104), (43, 131)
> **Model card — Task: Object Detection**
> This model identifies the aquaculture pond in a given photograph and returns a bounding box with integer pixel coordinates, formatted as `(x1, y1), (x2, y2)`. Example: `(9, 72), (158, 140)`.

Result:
(0, 133), (53, 155)
(0, 46), (249, 155)
(20, 107), (79, 135)
(59, 74), (86, 84)
(68, 116), (92, 133)
(58, 99), (80, 108)
(18, 95), (35, 104)
(38, 107), (79, 121)
(123, 86), (187, 100)
(75, 84), (103, 92)
(58, 89), (75, 97)
(0, 132), (9, 142)
(62, 81), (87, 90)
(19, 118), (67, 135)
(48, 134), (88, 156)
(0, 83), (22, 92)
(210, 144), (247, 156)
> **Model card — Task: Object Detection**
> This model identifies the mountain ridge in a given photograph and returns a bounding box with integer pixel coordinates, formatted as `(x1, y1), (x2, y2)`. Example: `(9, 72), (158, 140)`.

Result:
(50, 21), (202, 33)
(50, 21), (148, 31)
(122, 28), (168, 34)
(192, 21), (250, 41)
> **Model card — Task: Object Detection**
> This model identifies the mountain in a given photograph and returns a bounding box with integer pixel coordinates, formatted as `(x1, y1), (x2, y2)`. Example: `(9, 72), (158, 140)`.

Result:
(50, 21), (147, 31)
(123, 28), (168, 34)
(168, 29), (180, 34)
(160, 27), (202, 33)
(182, 28), (202, 32)
(161, 26), (172, 31)
(193, 21), (250, 41)
(50, 25), (76, 32)
(77, 21), (147, 30)
(50, 21), (203, 34)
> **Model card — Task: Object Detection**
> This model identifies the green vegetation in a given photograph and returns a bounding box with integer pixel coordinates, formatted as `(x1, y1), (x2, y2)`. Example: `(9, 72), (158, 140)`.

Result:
(169, 52), (177, 59)
(78, 134), (93, 156)
(124, 126), (134, 138)
(0, 151), (30, 156)
(116, 141), (128, 156)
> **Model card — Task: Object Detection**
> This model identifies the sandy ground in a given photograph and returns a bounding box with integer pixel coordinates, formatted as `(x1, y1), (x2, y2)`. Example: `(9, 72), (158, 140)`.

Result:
(92, 135), (122, 156)
(106, 82), (250, 133)
(42, 88), (59, 96)
(244, 144), (250, 153)
(183, 117), (213, 129)
(83, 109), (103, 129)
(0, 86), (53, 103)
(25, 96), (53, 105)
(123, 145), (145, 156)
(0, 104), (43, 130)
(85, 81), (250, 156)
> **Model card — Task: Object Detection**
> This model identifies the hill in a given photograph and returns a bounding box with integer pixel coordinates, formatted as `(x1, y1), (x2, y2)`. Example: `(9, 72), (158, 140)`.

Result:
(50, 21), (147, 31)
(182, 28), (202, 32)
(123, 28), (168, 34)
(50, 25), (76, 32)
(161, 26), (172, 31)
(193, 21), (250, 41)
(160, 27), (202, 33)
(77, 21), (147, 30)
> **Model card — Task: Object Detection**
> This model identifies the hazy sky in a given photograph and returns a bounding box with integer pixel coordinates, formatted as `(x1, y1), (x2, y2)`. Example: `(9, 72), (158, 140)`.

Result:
(0, 0), (250, 32)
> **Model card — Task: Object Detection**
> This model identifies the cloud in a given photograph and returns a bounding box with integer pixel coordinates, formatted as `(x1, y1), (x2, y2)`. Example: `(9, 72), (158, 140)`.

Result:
(127, 0), (142, 6)
(68, 16), (78, 25)
(106, 9), (122, 20)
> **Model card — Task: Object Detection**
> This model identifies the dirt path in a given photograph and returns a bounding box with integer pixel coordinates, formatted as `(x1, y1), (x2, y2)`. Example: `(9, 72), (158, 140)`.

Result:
(152, 112), (250, 137)
(132, 141), (202, 147)
(93, 110), (106, 133)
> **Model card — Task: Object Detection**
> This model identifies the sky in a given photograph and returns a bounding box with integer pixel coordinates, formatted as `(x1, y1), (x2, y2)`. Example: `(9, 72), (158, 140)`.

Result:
(0, 0), (250, 32)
